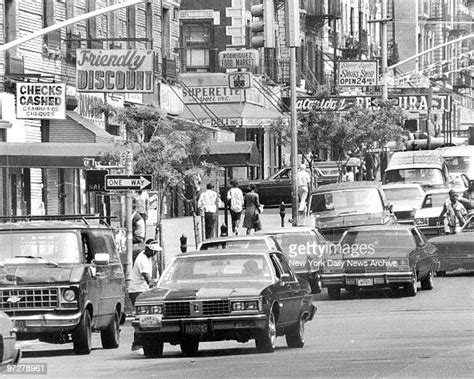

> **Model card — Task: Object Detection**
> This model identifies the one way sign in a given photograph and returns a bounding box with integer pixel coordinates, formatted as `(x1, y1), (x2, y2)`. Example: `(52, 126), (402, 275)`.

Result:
(105, 175), (153, 191)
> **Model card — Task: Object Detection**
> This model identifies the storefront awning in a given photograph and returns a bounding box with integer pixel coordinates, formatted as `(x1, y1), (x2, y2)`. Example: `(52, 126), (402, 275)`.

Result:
(182, 103), (287, 128)
(0, 142), (125, 168)
(199, 141), (260, 167)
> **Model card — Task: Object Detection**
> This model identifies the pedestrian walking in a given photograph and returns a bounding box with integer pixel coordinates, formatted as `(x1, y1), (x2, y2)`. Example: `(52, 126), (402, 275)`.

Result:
(243, 184), (262, 234)
(440, 189), (468, 234)
(197, 183), (219, 239)
(227, 179), (244, 235)
(296, 163), (311, 215)
(345, 166), (355, 182)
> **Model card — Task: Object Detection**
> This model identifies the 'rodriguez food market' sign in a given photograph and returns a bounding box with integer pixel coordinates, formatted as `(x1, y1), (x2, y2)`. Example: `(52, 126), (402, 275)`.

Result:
(76, 49), (154, 93)
(16, 83), (66, 119)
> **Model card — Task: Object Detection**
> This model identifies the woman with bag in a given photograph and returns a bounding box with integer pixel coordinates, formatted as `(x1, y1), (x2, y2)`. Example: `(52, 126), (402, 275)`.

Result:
(243, 184), (263, 234)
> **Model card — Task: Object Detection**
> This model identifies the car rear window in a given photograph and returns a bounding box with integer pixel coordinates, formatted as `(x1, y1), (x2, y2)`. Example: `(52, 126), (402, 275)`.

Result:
(421, 193), (448, 208)
(309, 188), (383, 215)
(200, 240), (268, 250)
(341, 230), (416, 253)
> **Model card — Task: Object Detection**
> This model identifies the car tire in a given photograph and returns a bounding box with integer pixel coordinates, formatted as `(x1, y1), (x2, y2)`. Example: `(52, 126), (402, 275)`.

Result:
(100, 311), (120, 349)
(255, 309), (276, 353)
(404, 274), (418, 297)
(327, 286), (341, 300)
(285, 313), (305, 348)
(180, 338), (200, 356)
(73, 309), (92, 355)
(420, 271), (434, 290)
(143, 338), (164, 358)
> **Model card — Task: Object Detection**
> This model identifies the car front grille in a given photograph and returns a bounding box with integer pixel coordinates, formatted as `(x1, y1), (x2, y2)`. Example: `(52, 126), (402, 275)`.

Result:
(0, 288), (59, 310)
(202, 300), (230, 316)
(164, 301), (190, 317)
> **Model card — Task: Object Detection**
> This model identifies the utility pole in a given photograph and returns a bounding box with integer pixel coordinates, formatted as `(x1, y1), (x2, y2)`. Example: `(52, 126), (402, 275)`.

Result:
(125, 149), (134, 286)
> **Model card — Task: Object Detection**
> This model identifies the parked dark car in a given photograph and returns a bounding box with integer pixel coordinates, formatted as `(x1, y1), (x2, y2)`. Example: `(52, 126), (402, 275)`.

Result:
(0, 311), (21, 368)
(132, 249), (316, 357)
(220, 166), (338, 207)
(0, 215), (126, 355)
(430, 214), (474, 276)
(320, 225), (440, 299)
(197, 235), (281, 252)
(256, 226), (328, 293)
(307, 181), (397, 242)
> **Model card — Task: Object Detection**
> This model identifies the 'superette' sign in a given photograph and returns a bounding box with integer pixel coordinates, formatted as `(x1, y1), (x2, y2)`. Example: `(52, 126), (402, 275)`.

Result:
(76, 50), (154, 93)
(16, 83), (66, 119)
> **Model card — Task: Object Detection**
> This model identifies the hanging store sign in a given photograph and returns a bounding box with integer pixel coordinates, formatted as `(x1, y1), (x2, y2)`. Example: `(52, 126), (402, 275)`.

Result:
(337, 61), (378, 87)
(183, 86), (243, 104)
(219, 49), (259, 69)
(76, 49), (154, 93)
(16, 83), (66, 119)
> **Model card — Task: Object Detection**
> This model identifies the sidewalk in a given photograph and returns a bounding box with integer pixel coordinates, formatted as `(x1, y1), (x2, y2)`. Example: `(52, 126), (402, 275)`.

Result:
(146, 207), (297, 267)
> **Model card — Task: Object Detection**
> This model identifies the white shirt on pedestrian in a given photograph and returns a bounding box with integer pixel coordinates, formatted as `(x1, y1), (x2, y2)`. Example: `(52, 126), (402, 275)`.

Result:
(129, 252), (153, 293)
(297, 169), (311, 187)
(227, 187), (244, 212)
(198, 189), (218, 213)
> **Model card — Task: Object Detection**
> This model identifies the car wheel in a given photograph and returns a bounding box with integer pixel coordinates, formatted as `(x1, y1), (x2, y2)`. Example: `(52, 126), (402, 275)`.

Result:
(404, 274), (418, 297)
(327, 286), (341, 300)
(255, 309), (277, 353)
(73, 309), (92, 355)
(421, 271), (434, 290)
(143, 338), (164, 358)
(436, 270), (446, 277)
(286, 313), (305, 348)
(180, 338), (200, 356)
(100, 311), (120, 349)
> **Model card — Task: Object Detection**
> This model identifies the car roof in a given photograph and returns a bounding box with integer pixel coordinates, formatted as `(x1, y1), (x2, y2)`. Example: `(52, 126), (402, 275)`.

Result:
(345, 225), (414, 232)
(312, 181), (381, 192)
(199, 235), (274, 244)
(0, 220), (108, 231)
(382, 183), (424, 190)
(386, 150), (444, 170)
(175, 249), (280, 258)
(439, 145), (474, 157)
(423, 188), (451, 195)
(257, 226), (317, 234)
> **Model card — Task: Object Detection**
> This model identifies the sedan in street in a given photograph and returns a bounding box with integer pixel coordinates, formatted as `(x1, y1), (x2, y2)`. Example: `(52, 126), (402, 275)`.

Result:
(382, 183), (425, 224)
(132, 250), (316, 358)
(197, 235), (281, 251)
(320, 225), (440, 299)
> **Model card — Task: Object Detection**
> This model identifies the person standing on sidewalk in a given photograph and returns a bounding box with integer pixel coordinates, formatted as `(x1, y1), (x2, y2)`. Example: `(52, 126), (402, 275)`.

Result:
(243, 185), (262, 234)
(198, 183), (218, 239)
(227, 179), (244, 235)
(296, 163), (311, 215)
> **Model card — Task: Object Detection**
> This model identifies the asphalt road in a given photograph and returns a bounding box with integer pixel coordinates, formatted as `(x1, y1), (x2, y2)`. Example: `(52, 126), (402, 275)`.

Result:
(13, 272), (473, 378)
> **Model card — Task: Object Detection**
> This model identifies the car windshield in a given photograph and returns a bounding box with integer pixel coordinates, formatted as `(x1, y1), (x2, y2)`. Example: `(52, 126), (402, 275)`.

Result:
(421, 193), (448, 208)
(383, 187), (424, 209)
(309, 188), (383, 215)
(266, 168), (291, 180)
(200, 240), (268, 250)
(159, 254), (272, 285)
(385, 168), (445, 185)
(0, 231), (81, 264)
(341, 230), (415, 255)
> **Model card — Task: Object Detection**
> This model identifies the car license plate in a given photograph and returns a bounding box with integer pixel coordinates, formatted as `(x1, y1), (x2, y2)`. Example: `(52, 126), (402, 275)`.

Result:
(14, 320), (26, 330)
(185, 323), (208, 334)
(357, 278), (374, 286)
(139, 315), (162, 328)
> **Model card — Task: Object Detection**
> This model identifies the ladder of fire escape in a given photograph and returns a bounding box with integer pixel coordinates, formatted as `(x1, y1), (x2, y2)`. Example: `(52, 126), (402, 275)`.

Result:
(252, 75), (290, 115)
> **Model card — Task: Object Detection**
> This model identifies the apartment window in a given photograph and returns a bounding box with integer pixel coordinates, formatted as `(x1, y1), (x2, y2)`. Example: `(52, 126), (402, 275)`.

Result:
(43, 0), (61, 48)
(5, 0), (16, 53)
(127, 5), (136, 48)
(86, 0), (98, 48)
(186, 49), (209, 68)
(182, 23), (212, 71)
(163, 7), (171, 57)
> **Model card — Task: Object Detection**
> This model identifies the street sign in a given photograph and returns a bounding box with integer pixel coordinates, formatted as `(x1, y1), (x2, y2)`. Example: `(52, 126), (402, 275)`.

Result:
(86, 170), (108, 192)
(105, 175), (153, 190)
(228, 73), (252, 89)
(218, 49), (259, 69)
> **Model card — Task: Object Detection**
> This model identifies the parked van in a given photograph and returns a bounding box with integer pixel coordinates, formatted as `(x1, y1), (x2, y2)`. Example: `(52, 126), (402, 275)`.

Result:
(383, 150), (450, 189)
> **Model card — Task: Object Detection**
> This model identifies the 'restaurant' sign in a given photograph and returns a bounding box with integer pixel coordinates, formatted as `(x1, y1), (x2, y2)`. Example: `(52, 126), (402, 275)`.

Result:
(76, 49), (154, 93)
(16, 83), (66, 119)
(337, 61), (378, 87)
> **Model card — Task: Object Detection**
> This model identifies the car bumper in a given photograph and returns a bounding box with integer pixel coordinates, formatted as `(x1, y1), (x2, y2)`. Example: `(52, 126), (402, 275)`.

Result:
(321, 272), (415, 287)
(7, 311), (82, 334)
(132, 314), (268, 335)
(417, 225), (444, 235)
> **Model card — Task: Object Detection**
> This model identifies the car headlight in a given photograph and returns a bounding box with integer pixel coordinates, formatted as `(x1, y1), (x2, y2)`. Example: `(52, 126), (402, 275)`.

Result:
(62, 289), (76, 302)
(231, 299), (261, 312)
(136, 304), (163, 315)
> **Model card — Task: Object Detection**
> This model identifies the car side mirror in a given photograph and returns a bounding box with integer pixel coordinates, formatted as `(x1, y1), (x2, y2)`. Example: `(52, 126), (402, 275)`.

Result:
(385, 203), (393, 213)
(280, 273), (291, 283)
(93, 253), (110, 266)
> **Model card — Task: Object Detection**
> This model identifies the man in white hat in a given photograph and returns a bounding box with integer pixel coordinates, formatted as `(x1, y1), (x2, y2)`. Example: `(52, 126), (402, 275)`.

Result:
(129, 238), (162, 306)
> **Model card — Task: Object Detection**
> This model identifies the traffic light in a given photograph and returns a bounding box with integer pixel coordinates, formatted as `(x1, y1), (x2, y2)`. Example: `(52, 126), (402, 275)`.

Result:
(250, 0), (275, 48)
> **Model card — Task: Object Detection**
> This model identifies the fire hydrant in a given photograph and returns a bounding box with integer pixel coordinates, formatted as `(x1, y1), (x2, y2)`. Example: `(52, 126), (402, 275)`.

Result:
(279, 202), (286, 227)
(180, 234), (187, 253)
